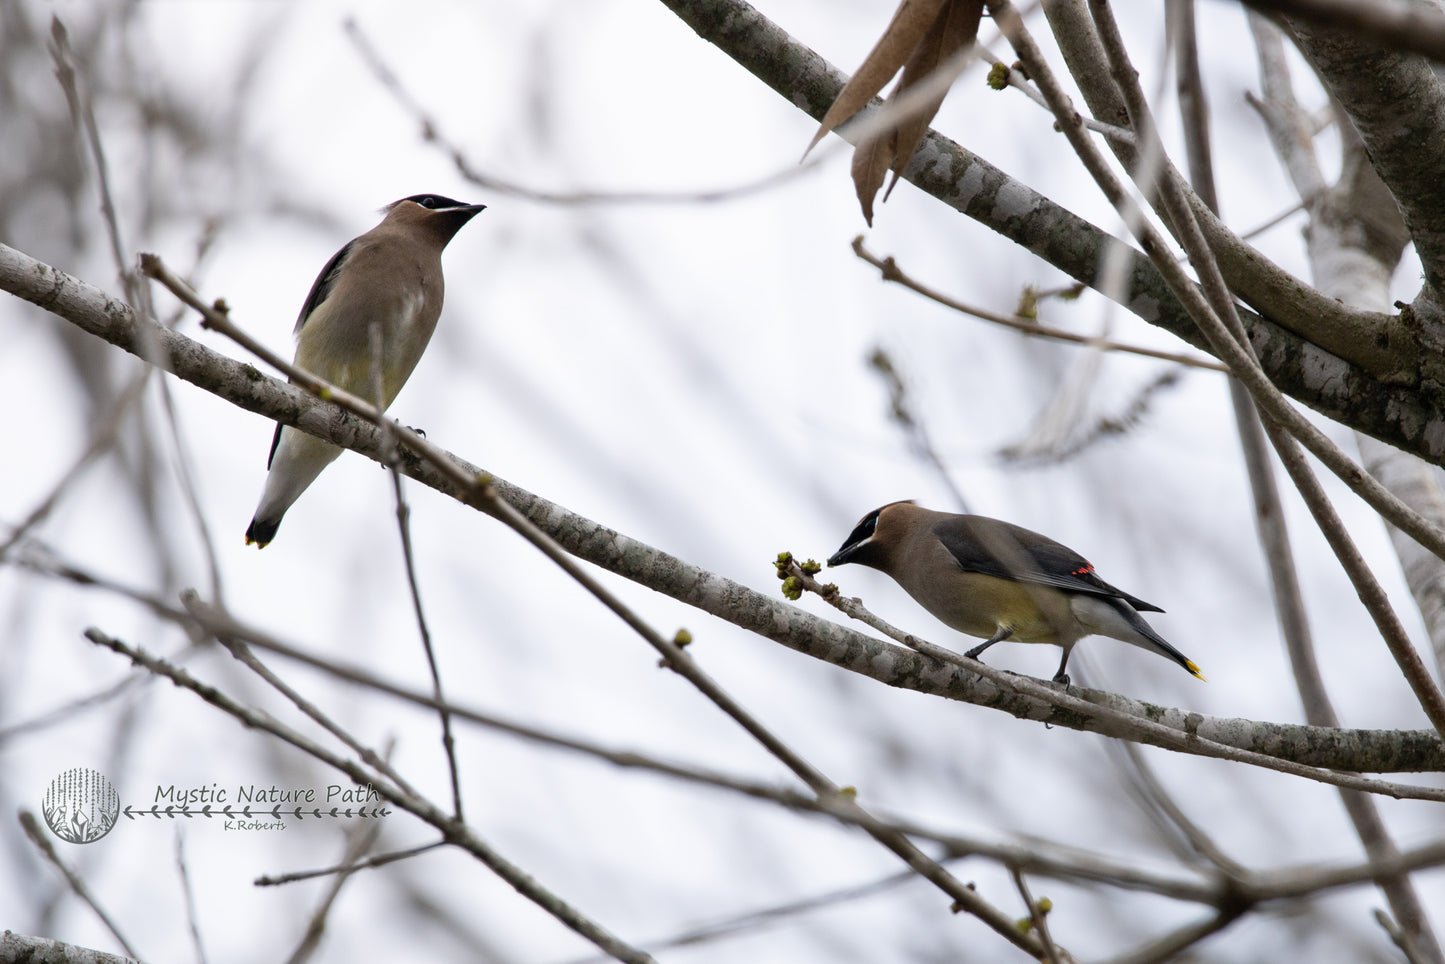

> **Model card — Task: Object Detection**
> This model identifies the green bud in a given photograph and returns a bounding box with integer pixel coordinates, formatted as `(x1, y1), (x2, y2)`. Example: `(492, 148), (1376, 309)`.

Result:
(1016, 286), (1039, 320)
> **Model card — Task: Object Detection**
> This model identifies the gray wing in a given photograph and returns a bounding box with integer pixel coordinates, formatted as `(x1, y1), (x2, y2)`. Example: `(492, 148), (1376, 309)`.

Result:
(293, 239), (355, 334)
(932, 516), (1164, 613)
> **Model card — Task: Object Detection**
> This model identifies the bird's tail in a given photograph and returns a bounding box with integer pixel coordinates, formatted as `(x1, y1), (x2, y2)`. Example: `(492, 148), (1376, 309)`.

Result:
(1073, 596), (1206, 681)
(245, 428), (343, 549)
(245, 515), (281, 549)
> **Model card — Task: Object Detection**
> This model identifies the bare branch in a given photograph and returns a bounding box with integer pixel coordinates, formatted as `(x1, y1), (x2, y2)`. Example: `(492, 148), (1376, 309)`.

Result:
(851, 236), (1228, 371)
(1241, 0), (1445, 63)
(18, 810), (142, 960)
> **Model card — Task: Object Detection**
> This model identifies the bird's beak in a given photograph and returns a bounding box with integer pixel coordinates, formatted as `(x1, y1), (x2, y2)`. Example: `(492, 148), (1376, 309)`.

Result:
(825, 546), (854, 568)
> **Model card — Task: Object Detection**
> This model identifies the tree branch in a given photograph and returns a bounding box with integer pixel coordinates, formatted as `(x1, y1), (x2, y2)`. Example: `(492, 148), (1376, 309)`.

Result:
(1242, 0), (1445, 64)
(1284, 13), (1445, 353)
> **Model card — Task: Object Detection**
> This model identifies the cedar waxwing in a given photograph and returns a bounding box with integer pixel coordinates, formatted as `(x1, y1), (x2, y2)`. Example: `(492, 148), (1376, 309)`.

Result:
(245, 194), (485, 548)
(827, 501), (1205, 685)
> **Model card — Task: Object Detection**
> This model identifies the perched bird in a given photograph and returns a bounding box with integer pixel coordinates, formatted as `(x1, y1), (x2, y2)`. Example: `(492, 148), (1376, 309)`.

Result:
(245, 194), (485, 548)
(827, 501), (1205, 684)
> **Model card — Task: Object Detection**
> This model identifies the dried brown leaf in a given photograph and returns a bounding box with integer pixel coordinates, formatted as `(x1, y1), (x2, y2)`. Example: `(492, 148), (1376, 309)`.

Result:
(851, 0), (983, 221)
(883, 0), (983, 201)
(852, 127), (895, 226)
(804, 0), (947, 156)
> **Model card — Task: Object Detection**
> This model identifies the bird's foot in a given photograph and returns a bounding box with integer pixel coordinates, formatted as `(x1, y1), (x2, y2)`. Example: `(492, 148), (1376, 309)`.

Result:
(1051, 672), (1071, 687)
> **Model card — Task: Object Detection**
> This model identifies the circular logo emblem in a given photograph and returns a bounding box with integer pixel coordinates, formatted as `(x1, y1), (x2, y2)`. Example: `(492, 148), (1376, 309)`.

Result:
(42, 768), (120, 843)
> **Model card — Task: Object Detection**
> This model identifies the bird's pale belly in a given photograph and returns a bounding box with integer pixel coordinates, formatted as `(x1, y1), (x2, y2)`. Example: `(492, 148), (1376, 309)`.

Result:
(902, 572), (1072, 645)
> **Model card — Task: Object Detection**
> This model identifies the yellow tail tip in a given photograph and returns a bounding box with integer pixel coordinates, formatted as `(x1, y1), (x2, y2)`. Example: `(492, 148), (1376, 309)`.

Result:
(1185, 660), (1207, 682)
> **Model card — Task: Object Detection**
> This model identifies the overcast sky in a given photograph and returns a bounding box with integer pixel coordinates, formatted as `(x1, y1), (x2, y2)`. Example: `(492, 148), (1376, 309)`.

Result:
(3, 1), (1442, 961)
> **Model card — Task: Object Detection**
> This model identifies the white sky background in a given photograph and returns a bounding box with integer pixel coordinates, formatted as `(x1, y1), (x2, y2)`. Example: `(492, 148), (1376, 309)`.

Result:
(2, 0), (1443, 960)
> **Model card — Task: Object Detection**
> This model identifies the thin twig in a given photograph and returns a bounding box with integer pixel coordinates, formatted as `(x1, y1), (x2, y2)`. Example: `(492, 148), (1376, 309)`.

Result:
(0, 670), (148, 745)
(256, 842), (446, 887)
(1098, 908), (1241, 964)
(344, 17), (828, 205)
(1011, 869), (1064, 964)
(155, 369), (227, 604)
(0, 372), (148, 563)
(976, 44), (1137, 144)
(562, 870), (923, 964)
(180, 592), (425, 803)
(868, 347), (972, 512)
(174, 831), (209, 964)
(50, 15), (226, 603)
(390, 466), (463, 818)
(284, 772), (388, 964)
(999, 369), (1184, 464)
(1238, 196), (1308, 240)
(1377, 908), (1434, 964)
(48, 16), (137, 308)
(368, 320), (464, 821)
(851, 236), (1228, 371)
(6, 538), (195, 626)
(1113, 738), (1246, 878)
(19, 810), (142, 960)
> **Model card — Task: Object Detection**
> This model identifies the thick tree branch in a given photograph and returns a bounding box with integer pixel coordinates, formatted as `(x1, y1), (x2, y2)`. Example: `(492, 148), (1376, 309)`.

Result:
(6, 242), (1445, 776)
(1285, 14), (1445, 358)
(1243, 0), (1445, 65)
(0, 932), (139, 964)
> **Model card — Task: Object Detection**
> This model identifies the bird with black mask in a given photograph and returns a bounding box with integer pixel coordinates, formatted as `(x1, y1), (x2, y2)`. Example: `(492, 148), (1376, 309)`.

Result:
(246, 194), (485, 548)
(828, 501), (1205, 685)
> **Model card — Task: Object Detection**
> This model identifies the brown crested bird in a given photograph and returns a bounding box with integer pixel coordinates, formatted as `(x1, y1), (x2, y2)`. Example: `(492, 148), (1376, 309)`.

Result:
(246, 194), (485, 548)
(828, 501), (1205, 685)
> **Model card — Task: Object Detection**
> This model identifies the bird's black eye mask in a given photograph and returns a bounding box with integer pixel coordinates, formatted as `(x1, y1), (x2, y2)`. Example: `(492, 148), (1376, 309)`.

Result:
(398, 193), (466, 210)
(841, 509), (882, 549)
